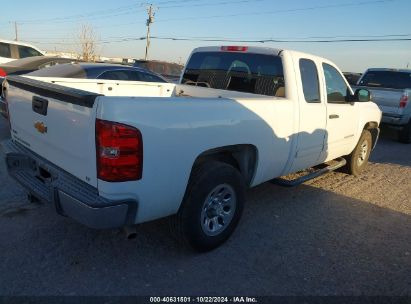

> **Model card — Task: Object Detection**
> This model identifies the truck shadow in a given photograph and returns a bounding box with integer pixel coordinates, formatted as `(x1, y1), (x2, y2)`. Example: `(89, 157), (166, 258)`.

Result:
(369, 127), (411, 167)
(0, 180), (410, 295)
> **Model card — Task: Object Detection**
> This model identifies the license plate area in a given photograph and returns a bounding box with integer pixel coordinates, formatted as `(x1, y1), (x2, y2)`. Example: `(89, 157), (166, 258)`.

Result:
(6, 153), (54, 184)
(6, 153), (37, 171)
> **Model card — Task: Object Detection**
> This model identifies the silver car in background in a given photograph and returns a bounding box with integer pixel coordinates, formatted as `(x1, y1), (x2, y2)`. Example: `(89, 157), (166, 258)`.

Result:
(354, 68), (411, 143)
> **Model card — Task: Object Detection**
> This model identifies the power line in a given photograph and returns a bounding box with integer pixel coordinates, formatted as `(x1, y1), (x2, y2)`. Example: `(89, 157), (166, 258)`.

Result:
(66, 0), (398, 29)
(11, 0), (200, 25)
(24, 33), (411, 41)
(26, 35), (411, 45)
(13, 4), (144, 25)
(158, 0), (267, 9)
(8, 0), (396, 27)
(151, 36), (411, 43)
(158, 0), (397, 22)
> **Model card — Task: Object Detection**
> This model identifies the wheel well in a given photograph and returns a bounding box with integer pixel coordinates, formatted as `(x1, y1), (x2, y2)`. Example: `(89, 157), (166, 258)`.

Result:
(192, 145), (258, 186)
(364, 122), (379, 148)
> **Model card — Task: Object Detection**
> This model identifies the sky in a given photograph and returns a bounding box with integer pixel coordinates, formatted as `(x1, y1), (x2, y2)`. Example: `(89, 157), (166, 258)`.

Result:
(1, 0), (410, 72)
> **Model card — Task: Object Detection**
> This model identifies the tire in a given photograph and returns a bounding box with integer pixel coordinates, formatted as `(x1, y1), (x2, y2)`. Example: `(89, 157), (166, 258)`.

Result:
(171, 161), (245, 252)
(399, 120), (411, 144)
(344, 130), (372, 176)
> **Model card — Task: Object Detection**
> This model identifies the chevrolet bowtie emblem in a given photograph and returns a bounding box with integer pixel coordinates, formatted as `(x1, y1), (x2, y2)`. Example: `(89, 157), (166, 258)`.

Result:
(34, 121), (47, 134)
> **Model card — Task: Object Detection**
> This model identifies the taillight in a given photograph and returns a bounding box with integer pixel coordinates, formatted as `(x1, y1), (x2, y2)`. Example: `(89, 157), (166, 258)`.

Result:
(95, 119), (143, 182)
(400, 95), (408, 108)
(0, 68), (7, 77)
(221, 46), (248, 52)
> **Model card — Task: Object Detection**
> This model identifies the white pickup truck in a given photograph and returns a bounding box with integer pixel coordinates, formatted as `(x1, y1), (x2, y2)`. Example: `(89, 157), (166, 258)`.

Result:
(1, 46), (381, 251)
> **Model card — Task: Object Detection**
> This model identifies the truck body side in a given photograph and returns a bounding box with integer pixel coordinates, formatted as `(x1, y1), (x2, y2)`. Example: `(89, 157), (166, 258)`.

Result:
(1, 47), (381, 237)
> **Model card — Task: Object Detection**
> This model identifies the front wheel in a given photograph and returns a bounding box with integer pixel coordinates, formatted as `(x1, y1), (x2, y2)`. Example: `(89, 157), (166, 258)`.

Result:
(344, 130), (372, 176)
(171, 161), (245, 252)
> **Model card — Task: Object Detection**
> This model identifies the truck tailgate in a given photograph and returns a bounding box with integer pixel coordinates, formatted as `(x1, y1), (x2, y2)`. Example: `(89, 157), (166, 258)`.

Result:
(5, 75), (101, 187)
(367, 87), (403, 116)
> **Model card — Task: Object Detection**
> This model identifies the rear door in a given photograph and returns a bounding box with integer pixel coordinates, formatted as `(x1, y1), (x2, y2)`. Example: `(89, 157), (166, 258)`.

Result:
(289, 57), (327, 172)
(5, 75), (101, 187)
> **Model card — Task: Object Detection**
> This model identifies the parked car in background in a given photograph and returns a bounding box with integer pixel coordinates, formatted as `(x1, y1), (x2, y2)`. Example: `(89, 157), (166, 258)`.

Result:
(133, 60), (183, 82)
(354, 68), (411, 143)
(1, 63), (168, 119)
(0, 56), (81, 118)
(0, 39), (44, 64)
(28, 62), (168, 82)
(343, 72), (362, 86)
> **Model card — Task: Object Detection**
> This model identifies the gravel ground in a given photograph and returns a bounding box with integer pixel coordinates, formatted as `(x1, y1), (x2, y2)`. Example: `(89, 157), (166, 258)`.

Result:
(0, 118), (410, 296)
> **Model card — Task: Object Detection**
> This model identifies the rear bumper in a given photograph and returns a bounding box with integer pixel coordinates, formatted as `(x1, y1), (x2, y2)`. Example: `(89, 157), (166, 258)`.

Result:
(0, 139), (137, 229)
(381, 113), (409, 127)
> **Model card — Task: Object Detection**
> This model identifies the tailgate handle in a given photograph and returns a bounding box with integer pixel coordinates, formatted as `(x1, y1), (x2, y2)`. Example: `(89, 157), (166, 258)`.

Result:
(32, 96), (49, 116)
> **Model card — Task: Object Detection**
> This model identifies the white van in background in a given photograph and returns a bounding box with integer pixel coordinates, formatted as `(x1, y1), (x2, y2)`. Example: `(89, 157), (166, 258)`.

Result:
(0, 39), (44, 64)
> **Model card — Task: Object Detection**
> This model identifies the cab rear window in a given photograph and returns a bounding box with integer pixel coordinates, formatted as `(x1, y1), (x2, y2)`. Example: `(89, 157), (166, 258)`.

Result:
(182, 52), (285, 97)
(359, 71), (411, 89)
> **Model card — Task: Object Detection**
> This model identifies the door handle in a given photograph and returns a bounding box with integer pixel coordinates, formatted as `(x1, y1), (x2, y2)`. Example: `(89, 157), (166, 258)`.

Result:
(329, 114), (339, 119)
(32, 96), (49, 116)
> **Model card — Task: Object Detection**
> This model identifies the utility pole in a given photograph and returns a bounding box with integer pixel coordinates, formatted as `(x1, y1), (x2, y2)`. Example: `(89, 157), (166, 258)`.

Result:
(14, 22), (18, 41)
(144, 4), (156, 61)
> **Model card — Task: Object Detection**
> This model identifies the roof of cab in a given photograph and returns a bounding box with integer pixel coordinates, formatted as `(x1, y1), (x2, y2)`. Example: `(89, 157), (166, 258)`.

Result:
(192, 46), (283, 56)
(365, 68), (411, 73)
(0, 39), (44, 54)
(190, 46), (332, 64)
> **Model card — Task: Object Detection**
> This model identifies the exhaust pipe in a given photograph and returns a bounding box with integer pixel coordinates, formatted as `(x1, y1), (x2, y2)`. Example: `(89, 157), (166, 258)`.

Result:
(123, 225), (137, 240)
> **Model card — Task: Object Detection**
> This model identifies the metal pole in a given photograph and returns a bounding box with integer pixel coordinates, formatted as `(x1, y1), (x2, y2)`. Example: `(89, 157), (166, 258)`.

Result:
(14, 22), (18, 41)
(144, 4), (154, 61)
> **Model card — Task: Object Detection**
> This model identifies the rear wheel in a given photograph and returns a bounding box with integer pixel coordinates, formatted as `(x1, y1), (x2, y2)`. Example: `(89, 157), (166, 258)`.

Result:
(399, 120), (411, 144)
(344, 130), (372, 176)
(171, 161), (245, 252)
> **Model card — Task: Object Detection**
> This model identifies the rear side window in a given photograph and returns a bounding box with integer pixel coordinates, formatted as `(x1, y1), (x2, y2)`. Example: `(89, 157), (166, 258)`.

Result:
(18, 46), (42, 58)
(300, 59), (320, 103)
(183, 51), (285, 97)
(359, 71), (411, 89)
(0, 43), (11, 58)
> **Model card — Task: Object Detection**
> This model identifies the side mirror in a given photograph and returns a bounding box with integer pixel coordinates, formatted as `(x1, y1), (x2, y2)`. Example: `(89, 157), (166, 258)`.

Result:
(354, 88), (371, 102)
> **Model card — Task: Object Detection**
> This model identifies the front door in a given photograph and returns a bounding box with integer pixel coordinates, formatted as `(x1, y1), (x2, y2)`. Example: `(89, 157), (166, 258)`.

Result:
(322, 63), (359, 160)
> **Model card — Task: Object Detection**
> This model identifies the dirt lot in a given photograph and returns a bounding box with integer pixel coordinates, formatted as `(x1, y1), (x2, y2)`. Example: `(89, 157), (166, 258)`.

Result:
(0, 117), (410, 296)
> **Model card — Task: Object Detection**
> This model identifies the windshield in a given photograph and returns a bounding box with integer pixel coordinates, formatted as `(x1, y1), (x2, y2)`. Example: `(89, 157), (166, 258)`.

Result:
(27, 64), (87, 78)
(182, 51), (285, 97)
(359, 70), (411, 89)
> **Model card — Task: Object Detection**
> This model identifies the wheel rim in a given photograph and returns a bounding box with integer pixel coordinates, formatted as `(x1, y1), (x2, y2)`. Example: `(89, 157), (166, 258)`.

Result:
(357, 139), (369, 167)
(200, 184), (237, 237)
